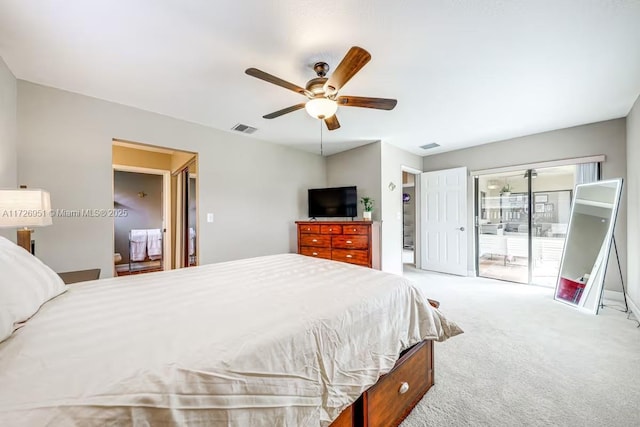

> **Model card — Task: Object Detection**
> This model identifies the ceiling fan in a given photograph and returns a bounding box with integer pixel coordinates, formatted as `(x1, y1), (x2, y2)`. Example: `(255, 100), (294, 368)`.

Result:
(245, 46), (397, 131)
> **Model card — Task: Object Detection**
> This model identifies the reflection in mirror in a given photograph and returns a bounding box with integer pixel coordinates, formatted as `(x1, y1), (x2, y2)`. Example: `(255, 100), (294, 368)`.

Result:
(554, 179), (623, 313)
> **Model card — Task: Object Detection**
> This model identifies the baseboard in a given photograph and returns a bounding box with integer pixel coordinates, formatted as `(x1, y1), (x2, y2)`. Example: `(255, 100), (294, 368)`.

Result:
(627, 295), (640, 320)
(603, 289), (625, 302)
(467, 269), (476, 277)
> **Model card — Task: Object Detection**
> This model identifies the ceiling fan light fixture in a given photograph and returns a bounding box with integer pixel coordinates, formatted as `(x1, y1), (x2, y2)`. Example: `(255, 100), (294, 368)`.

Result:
(305, 98), (338, 119)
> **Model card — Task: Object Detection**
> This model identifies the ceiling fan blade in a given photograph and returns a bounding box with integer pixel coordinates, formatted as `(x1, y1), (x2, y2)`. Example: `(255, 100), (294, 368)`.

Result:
(324, 115), (340, 131)
(325, 46), (371, 92)
(262, 103), (306, 119)
(245, 68), (309, 96)
(337, 96), (397, 110)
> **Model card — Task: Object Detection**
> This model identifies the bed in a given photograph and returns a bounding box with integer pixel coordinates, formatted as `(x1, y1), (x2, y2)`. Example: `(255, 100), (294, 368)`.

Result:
(0, 245), (461, 426)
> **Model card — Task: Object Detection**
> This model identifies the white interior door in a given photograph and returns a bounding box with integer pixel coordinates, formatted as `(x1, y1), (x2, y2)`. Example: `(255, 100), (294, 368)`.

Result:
(420, 167), (468, 275)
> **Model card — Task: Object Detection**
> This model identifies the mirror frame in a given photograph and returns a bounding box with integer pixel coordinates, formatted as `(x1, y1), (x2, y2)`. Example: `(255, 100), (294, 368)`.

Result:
(554, 178), (623, 314)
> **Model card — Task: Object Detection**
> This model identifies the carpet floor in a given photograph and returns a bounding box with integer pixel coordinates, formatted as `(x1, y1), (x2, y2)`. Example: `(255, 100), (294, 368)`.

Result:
(400, 268), (640, 427)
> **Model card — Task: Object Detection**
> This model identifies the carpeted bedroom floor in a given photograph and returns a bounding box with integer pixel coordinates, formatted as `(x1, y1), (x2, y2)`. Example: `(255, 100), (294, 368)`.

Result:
(400, 267), (640, 427)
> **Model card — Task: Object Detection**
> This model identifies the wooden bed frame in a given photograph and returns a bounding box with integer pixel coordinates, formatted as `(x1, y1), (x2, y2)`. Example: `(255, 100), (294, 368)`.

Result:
(331, 298), (440, 427)
(330, 299), (439, 427)
(329, 340), (435, 427)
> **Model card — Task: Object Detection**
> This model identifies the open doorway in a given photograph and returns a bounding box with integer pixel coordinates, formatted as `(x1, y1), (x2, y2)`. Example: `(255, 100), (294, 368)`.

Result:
(172, 159), (198, 268)
(112, 140), (198, 276)
(402, 170), (418, 266)
(113, 167), (169, 275)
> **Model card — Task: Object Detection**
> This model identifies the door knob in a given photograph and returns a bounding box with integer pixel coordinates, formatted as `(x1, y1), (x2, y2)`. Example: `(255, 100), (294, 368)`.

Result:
(457, 227), (465, 231)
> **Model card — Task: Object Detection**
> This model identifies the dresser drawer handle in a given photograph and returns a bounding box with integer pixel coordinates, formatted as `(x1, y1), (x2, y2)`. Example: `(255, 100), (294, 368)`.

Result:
(399, 382), (410, 394)
(346, 254), (353, 258)
(329, 228), (332, 231)
(353, 228), (356, 231)
(312, 239), (318, 242)
(346, 240), (352, 244)
(306, 228), (310, 231)
(312, 252), (318, 256)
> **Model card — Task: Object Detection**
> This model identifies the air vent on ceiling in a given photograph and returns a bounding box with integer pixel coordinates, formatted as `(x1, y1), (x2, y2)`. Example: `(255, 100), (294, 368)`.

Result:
(419, 142), (440, 150)
(231, 123), (258, 134)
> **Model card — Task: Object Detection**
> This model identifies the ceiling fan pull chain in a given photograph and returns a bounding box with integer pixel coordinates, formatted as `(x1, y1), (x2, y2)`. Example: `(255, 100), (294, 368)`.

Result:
(320, 120), (324, 156)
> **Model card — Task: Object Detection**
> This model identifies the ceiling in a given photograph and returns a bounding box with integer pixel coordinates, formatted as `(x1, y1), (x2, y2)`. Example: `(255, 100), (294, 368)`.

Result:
(1, 1), (639, 157)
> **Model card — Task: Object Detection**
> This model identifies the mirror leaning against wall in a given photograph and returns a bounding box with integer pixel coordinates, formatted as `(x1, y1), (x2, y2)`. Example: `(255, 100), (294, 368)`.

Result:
(554, 178), (623, 314)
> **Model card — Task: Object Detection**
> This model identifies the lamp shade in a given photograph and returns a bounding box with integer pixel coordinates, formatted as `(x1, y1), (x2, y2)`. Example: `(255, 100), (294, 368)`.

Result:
(0, 189), (52, 228)
(305, 98), (338, 119)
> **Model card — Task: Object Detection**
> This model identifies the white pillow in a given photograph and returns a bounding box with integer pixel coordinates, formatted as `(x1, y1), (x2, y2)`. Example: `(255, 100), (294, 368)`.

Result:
(0, 236), (67, 343)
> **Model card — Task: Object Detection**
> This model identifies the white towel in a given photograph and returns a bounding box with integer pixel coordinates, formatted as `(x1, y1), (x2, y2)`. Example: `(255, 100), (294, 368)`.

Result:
(189, 227), (196, 256)
(147, 229), (162, 260)
(130, 230), (147, 262)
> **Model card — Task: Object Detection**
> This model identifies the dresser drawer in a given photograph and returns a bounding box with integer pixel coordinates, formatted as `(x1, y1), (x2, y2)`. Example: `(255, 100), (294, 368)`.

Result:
(343, 225), (370, 235)
(362, 341), (433, 427)
(332, 235), (369, 249)
(299, 234), (331, 248)
(299, 224), (320, 234)
(299, 247), (331, 260)
(331, 249), (369, 266)
(320, 224), (342, 234)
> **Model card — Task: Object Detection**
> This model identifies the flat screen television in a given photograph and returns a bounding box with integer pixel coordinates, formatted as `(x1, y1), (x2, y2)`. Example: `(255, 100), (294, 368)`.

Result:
(308, 186), (357, 218)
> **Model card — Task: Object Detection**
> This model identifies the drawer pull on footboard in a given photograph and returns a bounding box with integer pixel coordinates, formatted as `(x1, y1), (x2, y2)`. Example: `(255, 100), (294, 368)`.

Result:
(398, 382), (410, 394)
(346, 254), (353, 258)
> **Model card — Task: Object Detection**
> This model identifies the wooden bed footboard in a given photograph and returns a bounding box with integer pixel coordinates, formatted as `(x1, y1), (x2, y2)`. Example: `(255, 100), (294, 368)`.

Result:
(329, 339), (435, 427)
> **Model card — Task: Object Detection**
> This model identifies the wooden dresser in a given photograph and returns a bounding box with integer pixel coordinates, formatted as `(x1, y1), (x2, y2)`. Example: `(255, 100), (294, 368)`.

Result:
(296, 221), (381, 269)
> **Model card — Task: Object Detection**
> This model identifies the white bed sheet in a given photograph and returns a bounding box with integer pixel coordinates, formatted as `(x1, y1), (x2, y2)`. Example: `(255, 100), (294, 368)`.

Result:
(0, 254), (461, 426)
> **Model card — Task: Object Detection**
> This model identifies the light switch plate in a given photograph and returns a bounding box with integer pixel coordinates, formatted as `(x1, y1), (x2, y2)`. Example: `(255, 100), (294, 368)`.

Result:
(207, 213), (214, 223)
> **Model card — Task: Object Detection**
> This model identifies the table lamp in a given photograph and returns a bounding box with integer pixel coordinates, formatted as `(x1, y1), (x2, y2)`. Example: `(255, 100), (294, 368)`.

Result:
(0, 188), (52, 253)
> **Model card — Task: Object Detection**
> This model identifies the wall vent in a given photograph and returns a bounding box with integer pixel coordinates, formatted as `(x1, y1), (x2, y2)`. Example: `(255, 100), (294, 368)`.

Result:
(419, 142), (440, 150)
(231, 123), (258, 134)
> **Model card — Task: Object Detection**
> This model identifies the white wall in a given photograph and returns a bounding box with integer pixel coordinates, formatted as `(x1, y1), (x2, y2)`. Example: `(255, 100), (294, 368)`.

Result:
(423, 119), (627, 288)
(326, 141), (423, 275)
(0, 56), (17, 241)
(381, 142), (423, 274)
(326, 142), (382, 220)
(626, 94), (640, 318)
(17, 81), (326, 277)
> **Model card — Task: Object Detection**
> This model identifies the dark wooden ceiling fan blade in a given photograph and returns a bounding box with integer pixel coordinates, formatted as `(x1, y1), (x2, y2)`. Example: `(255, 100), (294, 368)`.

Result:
(325, 47), (371, 92)
(245, 68), (308, 96)
(324, 115), (340, 130)
(262, 103), (306, 119)
(337, 96), (397, 110)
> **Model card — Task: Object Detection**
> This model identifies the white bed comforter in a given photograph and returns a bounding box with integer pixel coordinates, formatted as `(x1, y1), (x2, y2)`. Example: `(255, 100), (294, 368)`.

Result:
(0, 254), (461, 426)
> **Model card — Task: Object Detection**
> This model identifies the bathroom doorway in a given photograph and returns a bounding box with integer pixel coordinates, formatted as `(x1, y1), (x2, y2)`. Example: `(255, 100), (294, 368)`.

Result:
(112, 140), (198, 276)
(113, 167), (169, 275)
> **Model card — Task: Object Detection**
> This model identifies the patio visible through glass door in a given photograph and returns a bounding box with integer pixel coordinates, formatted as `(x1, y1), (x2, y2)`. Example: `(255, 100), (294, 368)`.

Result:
(476, 165), (579, 286)
(477, 171), (530, 283)
(531, 166), (576, 286)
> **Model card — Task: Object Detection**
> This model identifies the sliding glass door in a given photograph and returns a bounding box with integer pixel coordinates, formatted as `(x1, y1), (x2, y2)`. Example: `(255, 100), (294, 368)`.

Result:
(476, 164), (593, 286)
(531, 166), (575, 286)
